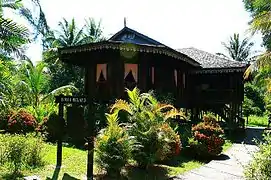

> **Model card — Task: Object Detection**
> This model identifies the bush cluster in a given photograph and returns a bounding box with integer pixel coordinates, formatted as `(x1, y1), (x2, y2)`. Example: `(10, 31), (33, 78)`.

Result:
(95, 88), (182, 177)
(189, 114), (225, 158)
(244, 132), (271, 180)
(0, 134), (45, 173)
(37, 112), (61, 142)
(7, 109), (37, 134)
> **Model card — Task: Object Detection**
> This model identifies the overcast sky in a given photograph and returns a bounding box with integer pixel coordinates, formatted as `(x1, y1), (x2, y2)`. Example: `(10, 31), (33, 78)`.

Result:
(8, 0), (265, 61)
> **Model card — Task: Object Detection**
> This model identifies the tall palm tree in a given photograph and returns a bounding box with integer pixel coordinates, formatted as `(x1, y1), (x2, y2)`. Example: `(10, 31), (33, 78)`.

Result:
(53, 18), (85, 47)
(217, 33), (256, 63)
(19, 0), (51, 49)
(243, 0), (271, 78)
(82, 18), (105, 43)
(43, 17), (104, 93)
(0, 0), (29, 59)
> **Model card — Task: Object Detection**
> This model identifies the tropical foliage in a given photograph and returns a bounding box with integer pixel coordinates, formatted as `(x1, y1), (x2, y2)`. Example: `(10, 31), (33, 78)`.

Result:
(243, 0), (271, 77)
(110, 88), (184, 168)
(189, 114), (225, 158)
(0, 0), (29, 59)
(95, 113), (133, 177)
(217, 33), (256, 63)
(244, 132), (271, 179)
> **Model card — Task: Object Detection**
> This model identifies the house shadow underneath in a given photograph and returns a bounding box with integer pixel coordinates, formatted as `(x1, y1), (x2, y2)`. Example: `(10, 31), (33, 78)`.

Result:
(230, 127), (265, 145)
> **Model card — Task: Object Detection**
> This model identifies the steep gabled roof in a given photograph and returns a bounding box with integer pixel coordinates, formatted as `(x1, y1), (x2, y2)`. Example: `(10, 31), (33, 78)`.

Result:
(177, 47), (247, 69)
(109, 27), (165, 46)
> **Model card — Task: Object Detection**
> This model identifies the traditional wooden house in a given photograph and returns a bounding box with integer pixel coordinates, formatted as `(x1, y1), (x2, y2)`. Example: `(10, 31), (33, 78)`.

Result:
(59, 26), (247, 129)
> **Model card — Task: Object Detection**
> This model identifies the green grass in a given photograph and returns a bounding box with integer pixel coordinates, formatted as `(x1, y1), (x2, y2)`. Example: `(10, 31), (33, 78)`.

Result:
(223, 140), (233, 152)
(0, 137), (234, 180)
(0, 143), (89, 179)
(246, 115), (268, 127)
(0, 142), (205, 180)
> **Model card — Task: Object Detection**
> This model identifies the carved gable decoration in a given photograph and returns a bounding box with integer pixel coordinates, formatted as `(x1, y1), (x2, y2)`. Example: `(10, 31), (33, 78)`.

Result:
(109, 27), (164, 45)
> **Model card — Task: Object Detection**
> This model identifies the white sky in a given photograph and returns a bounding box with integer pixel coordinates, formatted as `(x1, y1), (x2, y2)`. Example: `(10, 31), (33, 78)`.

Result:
(8, 0), (265, 61)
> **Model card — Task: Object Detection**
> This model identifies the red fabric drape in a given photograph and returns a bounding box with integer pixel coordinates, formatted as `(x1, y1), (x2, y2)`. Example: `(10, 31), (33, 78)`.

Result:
(96, 64), (107, 82)
(124, 64), (138, 82)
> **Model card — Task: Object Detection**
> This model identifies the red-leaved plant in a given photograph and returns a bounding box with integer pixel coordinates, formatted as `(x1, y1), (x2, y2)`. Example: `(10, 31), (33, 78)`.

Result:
(189, 114), (225, 158)
(7, 109), (37, 134)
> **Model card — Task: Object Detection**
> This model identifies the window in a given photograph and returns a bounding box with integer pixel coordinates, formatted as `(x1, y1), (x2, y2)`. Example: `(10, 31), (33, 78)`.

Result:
(124, 64), (138, 89)
(96, 64), (107, 82)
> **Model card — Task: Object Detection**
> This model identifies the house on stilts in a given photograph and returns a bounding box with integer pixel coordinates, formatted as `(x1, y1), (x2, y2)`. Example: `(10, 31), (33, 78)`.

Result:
(58, 26), (247, 131)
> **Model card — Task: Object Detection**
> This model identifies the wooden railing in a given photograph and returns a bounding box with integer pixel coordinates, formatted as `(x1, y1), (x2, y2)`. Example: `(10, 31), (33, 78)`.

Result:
(212, 104), (245, 129)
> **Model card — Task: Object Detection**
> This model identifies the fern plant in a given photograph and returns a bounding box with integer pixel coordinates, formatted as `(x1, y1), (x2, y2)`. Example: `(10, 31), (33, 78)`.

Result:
(110, 87), (184, 168)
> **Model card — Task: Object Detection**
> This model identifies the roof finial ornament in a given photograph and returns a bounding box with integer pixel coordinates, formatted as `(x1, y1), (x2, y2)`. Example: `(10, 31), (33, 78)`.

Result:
(124, 17), (127, 27)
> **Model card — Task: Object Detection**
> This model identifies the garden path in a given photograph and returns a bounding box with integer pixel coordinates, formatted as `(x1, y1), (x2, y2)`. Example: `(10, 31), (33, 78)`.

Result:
(174, 127), (265, 180)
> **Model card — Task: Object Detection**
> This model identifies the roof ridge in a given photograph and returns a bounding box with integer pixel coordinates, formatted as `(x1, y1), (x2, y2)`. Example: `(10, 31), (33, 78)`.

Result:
(178, 47), (246, 64)
(177, 47), (247, 69)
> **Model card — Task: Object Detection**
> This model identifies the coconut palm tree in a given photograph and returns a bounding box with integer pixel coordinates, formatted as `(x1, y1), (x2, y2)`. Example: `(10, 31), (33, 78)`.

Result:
(0, 0), (29, 59)
(43, 17), (105, 93)
(52, 18), (85, 47)
(243, 0), (271, 78)
(82, 18), (105, 43)
(216, 33), (256, 63)
(19, 0), (51, 49)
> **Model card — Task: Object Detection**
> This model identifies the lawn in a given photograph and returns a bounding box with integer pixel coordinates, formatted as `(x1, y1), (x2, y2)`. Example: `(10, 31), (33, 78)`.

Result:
(0, 142), (203, 180)
(0, 139), (233, 180)
(246, 115), (268, 127)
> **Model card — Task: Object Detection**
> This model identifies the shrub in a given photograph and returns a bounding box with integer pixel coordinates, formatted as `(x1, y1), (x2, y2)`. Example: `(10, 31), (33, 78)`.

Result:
(0, 110), (9, 131)
(24, 134), (45, 167)
(25, 103), (57, 123)
(244, 132), (271, 179)
(5, 134), (26, 173)
(7, 109), (37, 134)
(244, 83), (265, 116)
(0, 134), (45, 173)
(38, 112), (62, 142)
(189, 114), (225, 158)
(156, 123), (181, 160)
(110, 88), (184, 168)
(95, 113), (133, 177)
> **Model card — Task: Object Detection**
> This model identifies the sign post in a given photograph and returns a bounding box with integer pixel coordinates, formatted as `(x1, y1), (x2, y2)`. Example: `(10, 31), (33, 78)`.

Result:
(56, 101), (64, 167)
(55, 95), (88, 168)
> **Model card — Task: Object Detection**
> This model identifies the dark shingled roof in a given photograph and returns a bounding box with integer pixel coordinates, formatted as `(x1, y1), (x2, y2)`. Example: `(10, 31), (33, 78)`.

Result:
(177, 47), (247, 69)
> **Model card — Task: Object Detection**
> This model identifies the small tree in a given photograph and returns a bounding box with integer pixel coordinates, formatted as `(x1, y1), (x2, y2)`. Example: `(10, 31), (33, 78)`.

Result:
(95, 113), (133, 177)
(110, 87), (184, 168)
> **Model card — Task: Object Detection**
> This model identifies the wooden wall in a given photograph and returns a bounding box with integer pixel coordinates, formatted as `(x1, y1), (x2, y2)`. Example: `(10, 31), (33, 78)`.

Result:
(185, 71), (244, 107)
(62, 50), (244, 110)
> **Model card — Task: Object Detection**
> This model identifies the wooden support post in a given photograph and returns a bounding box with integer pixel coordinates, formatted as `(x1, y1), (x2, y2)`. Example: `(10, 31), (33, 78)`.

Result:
(85, 65), (95, 180)
(57, 102), (64, 167)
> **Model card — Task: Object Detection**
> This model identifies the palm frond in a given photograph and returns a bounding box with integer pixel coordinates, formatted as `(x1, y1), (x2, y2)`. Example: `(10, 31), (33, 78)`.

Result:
(41, 85), (79, 103)
(155, 104), (175, 113)
(126, 87), (141, 109)
(250, 11), (271, 33)
(164, 108), (186, 120)
(110, 99), (133, 115)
